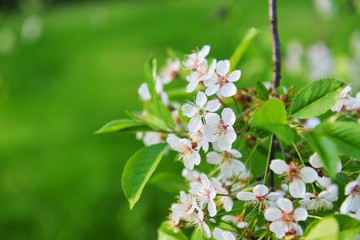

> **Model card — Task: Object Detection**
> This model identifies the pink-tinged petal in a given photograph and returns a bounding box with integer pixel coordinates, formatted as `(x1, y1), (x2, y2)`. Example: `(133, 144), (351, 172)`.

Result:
(230, 149), (242, 158)
(264, 207), (283, 221)
(277, 198), (293, 212)
(300, 167), (318, 183)
(186, 80), (199, 93)
(205, 100), (221, 112)
(205, 113), (220, 125)
(237, 192), (255, 201)
(345, 181), (358, 195)
(270, 159), (289, 174)
(188, 116), (202, 132)
(228, 70), (241, 82)
(181, 104), (197, 118)
(340, 195), (353, 214)
(289, 179), (306, 198)
(221, 82), (237, 97)
(196, 91), (207, 108)
(216, 60), (230, 76)
(294, 208), (308, 221)
(181, 139), (192, 149)
(270, 221), (286, 239)
(206, 152), (222, 165)
(199, 45), (210, 59)
(205, 84), (219, 96)
(222, 108), (236, 126)
(208, 200), (217, 217)
(253, 184), (269, 196)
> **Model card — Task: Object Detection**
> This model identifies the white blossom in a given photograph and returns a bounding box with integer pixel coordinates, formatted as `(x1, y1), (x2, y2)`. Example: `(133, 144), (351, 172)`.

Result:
(340, 175), (360, 214)
(270, 159), (318, 198)
(317, 176), (338, 197)
(182, 169), (201, 183)
(237, 184), (282, 210)
(137, 77), (169, 105)
(331, 85), (359, 112)
(211, 178), (233, 212)
(303, 117), (321, 129)
(186, 59), (217, 93)
(213, 227), (236, 240)
(189, 210), (212, 239)
(160, 58), (180, 84)
(300, 191), (337, 211)
(265, 198), (308, 239)
(206, 145), (245, 178)
(190, 174), (217, 217)
(143, 132), (166, 146)
(182, 91), (221, 132)
(204, 60), (241, 97)
(203, 108), (237, 151)
(167, 134), (201, 170)
(221, 215), (248, 229)
(171, 191), (198, 219)
(184, 45), (210, 71)
(189, 128), (209, 153)
(309, 152), (342, 173)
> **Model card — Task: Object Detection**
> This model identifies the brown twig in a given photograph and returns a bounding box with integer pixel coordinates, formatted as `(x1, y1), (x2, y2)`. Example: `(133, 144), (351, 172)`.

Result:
(268, 0), (282, 189)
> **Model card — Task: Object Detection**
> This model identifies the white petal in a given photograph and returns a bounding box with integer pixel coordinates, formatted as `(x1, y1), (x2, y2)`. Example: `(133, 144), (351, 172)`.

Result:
(221, 108), (236, 126)
(267, 192), (283, 202)
(228, 70), (241, 82)
(265, 207), (283, 221)
(199, 45), (210, 59)
(237, 192), (255, 201)
(192, 151), (201, 166)
(186, 80), (199, 93)
(294, 208), (308, 221)
(289, 179), (306, 198)
(205, 100), (221, 112)
(216, 60), (230, 76)
(270, 221), (286, 239)
(232, 160), (245, 174)
(336, 161), (342, 173)
(277, 198), (293, 212)
(237, 222), (248, 228)
(226, 127), (237, 144)
(182, 104), (197, 118)
(345, 181), (358, 195)
(230, 149), (242, 158)
(270, 159), (289, 174)
(205, 113), (220, 125)
(206, 152), (222, 165)
(205, 84), (219, 96)
(221, 82), (237, 97)
(309, 152), (323, 168)
(253, 184), (269, 196)
(220, 162), (233, 178)
(300, 167), (318, 183)
(208, 200), (217, 217)
(188, 116), (202, 132)
(223, 197), (233, 212)
(213, 228), (223, 240)
(222, 232), (236, 240)
(202, 222), (212, 239)
(196, 91), (207, 108)
(340, 195), (353, 214)
(203, 125), (217, 142)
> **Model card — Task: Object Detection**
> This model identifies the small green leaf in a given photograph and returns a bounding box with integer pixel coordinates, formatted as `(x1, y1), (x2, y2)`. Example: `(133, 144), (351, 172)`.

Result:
(245, 208), (258, 222)
(305, 216), (339, 240)
(122, 143), (167, 209)
(230, 27), (261, 71)
(145, 56), (162, 116)
(158, 221), (188, 240)
(255, 81), (269, 101)
(126, 111), (170, 132)
(178, 107), (190, 123)
(306, 131), (339, 177)
(95, 119), (151, 134)
(335, 214), (360, 240)
(160, 102), (176, 129)
(289, 78), (346, 119)
(150, 172), (188, 194)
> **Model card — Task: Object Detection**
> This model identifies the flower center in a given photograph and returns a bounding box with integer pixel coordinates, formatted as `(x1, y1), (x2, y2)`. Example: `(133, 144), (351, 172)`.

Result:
(197, 108), (205, 116)
(287, 164), (300, 179)
(222, 151), (233, 162)
(352, 185), (360, 195)
(218, 76), (228, 86)
(282, 212), (294, 223)
(218, 120), (228, 134)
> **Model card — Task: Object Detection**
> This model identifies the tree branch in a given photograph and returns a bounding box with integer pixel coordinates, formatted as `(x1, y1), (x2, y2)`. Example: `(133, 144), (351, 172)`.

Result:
(268, 0), (282, 189)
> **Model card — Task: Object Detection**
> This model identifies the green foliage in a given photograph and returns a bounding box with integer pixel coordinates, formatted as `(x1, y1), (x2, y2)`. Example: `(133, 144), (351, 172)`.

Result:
(95, 119), (151, 134)
(122, 143), (167, 209)
(305, 215), (360, 240)
(289, 78), (346, 119)
(150, 172), (188, 194)
(229, 27), (261, 72)
(250, 99), (294, 145)
(255, 81), (269, 101)
(158, 222), (189, 240)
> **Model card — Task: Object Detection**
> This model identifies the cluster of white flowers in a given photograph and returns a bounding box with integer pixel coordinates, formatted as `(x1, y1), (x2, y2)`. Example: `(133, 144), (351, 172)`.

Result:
(131, 45), (360, 239)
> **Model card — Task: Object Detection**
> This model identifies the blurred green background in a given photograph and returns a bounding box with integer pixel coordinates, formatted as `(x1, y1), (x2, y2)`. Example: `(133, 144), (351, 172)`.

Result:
(0, 0), (359, 239)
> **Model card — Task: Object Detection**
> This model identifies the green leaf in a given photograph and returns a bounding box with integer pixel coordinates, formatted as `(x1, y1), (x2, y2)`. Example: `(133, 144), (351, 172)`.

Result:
(305, 216), (339, 240)
(306, 131), (339, 177)
(160, 102), (176, 129)
(335, 214), (360, 240)
(229, 27), (261, 71)
(250, 99), (294, 145)
(150, 172), (188, 194)
(95, 119), (151, 134)
(178, 107), (190, 123)
(158, 221), (188, 240)
(289, 78), (346, 119)
(122, 143), (167, 209)
(255, 81), (269, 101)
(244, 208), (258, 222)
(144, 56), (162, 116)
(126, 111), (170, 132)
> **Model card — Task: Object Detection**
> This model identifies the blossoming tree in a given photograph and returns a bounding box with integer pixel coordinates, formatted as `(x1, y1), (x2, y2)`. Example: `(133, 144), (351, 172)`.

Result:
(96, 0), (360, 239)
